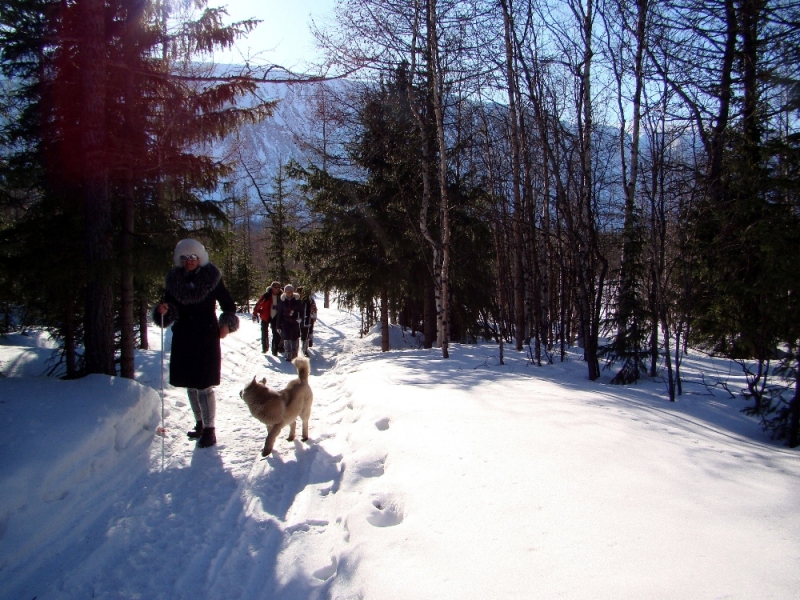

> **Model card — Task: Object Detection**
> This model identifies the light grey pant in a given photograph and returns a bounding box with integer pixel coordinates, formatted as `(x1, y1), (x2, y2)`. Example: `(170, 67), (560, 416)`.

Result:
(187, 387), (216, 429)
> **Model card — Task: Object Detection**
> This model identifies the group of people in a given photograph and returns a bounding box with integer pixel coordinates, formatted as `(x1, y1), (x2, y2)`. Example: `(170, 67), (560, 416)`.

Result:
(252, 281), (317, 361)
(153, 238), (318, 449)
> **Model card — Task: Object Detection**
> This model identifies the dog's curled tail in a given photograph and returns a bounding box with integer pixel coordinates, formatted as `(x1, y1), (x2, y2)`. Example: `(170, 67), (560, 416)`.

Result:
(294, 356), (310, 380)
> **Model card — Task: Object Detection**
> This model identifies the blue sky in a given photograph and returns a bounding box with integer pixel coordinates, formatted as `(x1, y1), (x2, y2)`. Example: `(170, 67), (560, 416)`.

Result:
(210, 0), (336, 68)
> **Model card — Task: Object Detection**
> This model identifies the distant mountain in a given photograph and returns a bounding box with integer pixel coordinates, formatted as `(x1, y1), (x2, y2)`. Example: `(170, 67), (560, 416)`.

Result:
(214, 70), (353, 181)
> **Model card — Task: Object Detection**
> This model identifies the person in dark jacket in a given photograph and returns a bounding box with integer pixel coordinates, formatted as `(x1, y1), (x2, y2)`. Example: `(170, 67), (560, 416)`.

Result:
(296, 286), (317, 356)
(153, 239), (239, 448)
(276, 284), (302, 361)
(252, 281), (283, 355)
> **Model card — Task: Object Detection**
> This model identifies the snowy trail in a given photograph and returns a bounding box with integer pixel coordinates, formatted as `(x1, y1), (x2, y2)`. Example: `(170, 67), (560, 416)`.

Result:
(0, 305), (363, 600)
(2, 299), (800, 599)
(122, 306), (361, 600)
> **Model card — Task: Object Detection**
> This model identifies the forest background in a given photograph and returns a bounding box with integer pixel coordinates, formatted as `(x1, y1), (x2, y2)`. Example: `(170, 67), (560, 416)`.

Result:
(1, 0), (799, 445)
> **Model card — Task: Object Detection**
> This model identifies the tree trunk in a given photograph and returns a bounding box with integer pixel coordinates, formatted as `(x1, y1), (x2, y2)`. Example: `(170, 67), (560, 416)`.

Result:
(788, 346), (800, 448)
(80, 0), (115, 376)
(138, 296), (149, 350)
(650, 292), (659, 377)
(424, 277), (436, 349)
(380, 286), (390, 352)
(500, 0), (525, 352)
(119, 187), (135, 379)
(611, 0), (648, 383)
(405, 0), (443, 351)
(674, 325), (683, 396)
(706, 0), (737, 202)
(520, 107), (542, 364)
(64, 293), (77, 378)
(428, 0), (450, 358)
(119, 69), (136, 380)
(577, 0), (603, 381)
(494, 211), (508, 366)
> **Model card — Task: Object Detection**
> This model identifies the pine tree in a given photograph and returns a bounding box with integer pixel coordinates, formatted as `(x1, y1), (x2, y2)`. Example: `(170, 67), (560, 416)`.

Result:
(689, 70), (800, 443)
(0, 0), (87, 375)
(292, 68), (495, 350)
(217, 184), (256, 309)
(265, 163), (294, 284)
(291, 79), (420, 351)
(0, 0), (274, 377)
(602, 207), (651, 384)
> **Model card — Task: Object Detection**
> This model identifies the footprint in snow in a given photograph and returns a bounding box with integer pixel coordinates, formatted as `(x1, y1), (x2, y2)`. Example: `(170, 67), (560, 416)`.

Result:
(286, 519), (329, 535)
(354, 455), (386, 478)
(375, 417), (391, 431)
(42, 489), (69, 502)
(313, 556), (338, 581)
(367, 494), (404, 527)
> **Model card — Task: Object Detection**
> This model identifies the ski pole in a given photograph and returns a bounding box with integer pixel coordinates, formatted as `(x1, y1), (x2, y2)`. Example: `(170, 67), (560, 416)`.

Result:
(156, 310), (167, 438)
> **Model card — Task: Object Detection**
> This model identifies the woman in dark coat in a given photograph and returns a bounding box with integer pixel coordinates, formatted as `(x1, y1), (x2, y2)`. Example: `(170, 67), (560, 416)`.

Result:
(154, 239), (239, 448)
(296, 286), (317, 356)
(276, 284), (302, 360)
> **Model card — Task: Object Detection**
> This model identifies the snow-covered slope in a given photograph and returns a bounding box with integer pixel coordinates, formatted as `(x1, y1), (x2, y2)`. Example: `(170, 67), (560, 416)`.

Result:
(216, 75), (351, 176)
(0, 299), (799, 599)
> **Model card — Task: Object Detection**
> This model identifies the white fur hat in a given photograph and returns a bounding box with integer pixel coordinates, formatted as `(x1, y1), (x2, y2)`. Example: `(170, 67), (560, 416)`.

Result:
(173, 238), (209, 267)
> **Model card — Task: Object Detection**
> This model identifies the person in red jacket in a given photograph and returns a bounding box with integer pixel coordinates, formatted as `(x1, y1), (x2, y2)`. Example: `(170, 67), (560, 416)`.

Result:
(252, 281), (283, 355)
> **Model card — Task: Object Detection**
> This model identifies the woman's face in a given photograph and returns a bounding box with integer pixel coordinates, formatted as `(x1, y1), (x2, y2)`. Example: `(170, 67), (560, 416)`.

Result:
(180, 254), (199, 272)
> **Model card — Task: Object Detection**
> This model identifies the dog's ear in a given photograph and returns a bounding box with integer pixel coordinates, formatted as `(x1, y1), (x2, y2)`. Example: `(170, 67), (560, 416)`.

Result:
(252, 376), (257, 384)
(260, 377), (267, 385)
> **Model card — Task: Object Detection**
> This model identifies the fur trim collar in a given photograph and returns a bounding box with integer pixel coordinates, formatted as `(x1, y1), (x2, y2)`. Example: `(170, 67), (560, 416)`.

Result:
(165, 263), (222, 305)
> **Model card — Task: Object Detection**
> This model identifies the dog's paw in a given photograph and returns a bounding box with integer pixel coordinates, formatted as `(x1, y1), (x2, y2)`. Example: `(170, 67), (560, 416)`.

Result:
(301, 435), (309, 442)
(261, 447), (271, 457)
(286, 434), (295, 441)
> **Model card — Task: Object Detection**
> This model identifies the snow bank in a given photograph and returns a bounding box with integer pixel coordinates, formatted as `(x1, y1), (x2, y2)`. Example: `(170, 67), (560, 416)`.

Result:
(1, 301), (799, 599)
(0, 331), (60, 377)
(365, 321), (426, 350)
(0, 375), (160, 579)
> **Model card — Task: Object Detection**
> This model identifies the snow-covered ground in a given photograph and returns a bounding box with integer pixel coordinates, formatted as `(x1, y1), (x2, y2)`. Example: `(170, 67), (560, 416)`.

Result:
(1, 299), (799, 599)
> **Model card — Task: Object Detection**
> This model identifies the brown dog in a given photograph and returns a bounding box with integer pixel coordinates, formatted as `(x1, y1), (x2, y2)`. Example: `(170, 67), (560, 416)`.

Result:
(239, 356), (313, 456)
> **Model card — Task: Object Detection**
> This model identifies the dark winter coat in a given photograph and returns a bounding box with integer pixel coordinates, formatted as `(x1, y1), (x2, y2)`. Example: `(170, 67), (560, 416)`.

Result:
(298, 295), (317, 329)
(276, 292), (302, 341)
(153, 263), (239, 389)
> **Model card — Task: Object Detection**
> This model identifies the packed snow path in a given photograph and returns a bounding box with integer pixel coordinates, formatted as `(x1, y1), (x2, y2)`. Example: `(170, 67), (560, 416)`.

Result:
(1, 300), (799, 599)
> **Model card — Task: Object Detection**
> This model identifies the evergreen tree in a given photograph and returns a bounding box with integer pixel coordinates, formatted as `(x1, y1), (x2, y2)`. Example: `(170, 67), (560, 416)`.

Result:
(217, 184), (256, 309)
(690, 110), (800, 444)
(293, 68), (495, 349)
(0, 0), (87, 375)
(266, 163), (294, 284)
(0, 0), (274, 376)
(601, 207), (651, 384)
(292, 79), (422, 351)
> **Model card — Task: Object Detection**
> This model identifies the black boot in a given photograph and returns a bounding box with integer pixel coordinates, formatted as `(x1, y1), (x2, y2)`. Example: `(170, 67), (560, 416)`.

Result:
(187, 421), (203, 439)
(198, 427), (216, 448)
